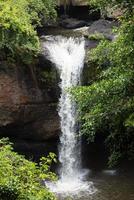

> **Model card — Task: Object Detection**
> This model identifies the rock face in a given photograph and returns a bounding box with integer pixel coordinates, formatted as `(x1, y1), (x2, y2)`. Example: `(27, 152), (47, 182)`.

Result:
(0, 61), (60, 141)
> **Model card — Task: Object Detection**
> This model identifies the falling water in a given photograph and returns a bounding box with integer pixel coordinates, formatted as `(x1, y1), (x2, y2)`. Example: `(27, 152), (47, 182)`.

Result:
(42, 36), (95, 195)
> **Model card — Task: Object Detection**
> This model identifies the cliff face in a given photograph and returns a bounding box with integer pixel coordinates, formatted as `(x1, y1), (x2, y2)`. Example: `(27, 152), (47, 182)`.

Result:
(0, 61), (60, 141)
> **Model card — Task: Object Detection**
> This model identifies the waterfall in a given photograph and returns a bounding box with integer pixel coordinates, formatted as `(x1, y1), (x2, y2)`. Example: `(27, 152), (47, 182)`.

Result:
(42, 36), (95, 195)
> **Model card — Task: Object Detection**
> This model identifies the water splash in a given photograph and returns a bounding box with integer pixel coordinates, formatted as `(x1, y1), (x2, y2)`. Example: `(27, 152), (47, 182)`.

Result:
(42, 36), (96, 195)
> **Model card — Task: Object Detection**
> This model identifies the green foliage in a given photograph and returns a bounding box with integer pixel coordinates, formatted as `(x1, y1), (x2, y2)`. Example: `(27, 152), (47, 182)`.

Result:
(88, 0), (134, 19)
(0, 0), (57, 63)
(89, 0), (134, 8)
(0, 138), (57, 200)
(88, 0), (134, 15)
(125, 113), (134, 127)
(71, 5), (134, 167)
(88, 32), (105, 41)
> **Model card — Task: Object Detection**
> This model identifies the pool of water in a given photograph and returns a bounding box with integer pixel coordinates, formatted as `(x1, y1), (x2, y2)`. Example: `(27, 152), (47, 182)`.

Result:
(55, 170), (134, 200)
(12, 139), (134, 200)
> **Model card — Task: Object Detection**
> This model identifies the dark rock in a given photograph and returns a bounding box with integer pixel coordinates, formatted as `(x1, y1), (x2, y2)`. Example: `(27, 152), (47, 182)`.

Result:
(12, 138), (58, 161)
(88, 19), (119, 41)
(33, 115), (60, 140)
(0, 62), (60, 140)
(60, 18), (88, 29)
(85, 39), (99, 49)
(57, 5), (100, 21)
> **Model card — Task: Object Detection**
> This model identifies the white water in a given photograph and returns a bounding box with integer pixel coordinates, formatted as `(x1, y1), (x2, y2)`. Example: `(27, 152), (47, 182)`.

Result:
(42, 36), (96, 195)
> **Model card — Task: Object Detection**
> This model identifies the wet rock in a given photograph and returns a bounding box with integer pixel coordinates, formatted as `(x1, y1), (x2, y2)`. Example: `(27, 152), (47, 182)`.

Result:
(33, 116), (60, 140)
(60, 18), (88, 29)
(88, 19), (119, 41)
(0, 62), (60, 140)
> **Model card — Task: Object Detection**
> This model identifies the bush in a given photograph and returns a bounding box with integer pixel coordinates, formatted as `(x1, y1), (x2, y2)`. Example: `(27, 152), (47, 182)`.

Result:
(0, 138), (57, 200)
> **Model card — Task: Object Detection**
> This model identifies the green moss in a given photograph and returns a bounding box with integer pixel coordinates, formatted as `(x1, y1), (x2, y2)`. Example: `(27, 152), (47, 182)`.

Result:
(40, 70), (58, 86)
(88, 32), (105, 41)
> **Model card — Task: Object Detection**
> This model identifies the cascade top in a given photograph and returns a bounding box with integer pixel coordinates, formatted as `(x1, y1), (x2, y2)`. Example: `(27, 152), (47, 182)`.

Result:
(58, 0), (88, 6)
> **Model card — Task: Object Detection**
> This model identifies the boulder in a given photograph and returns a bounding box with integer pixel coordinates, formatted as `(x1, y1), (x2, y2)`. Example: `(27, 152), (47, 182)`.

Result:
(88, 19), (119, 41)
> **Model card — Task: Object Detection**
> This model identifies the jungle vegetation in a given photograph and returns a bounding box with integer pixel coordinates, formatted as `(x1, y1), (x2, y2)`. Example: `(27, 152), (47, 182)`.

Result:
(0, 0), (57, 63)
(71, 0), (134, 167)
(0, 138), (57, 200)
